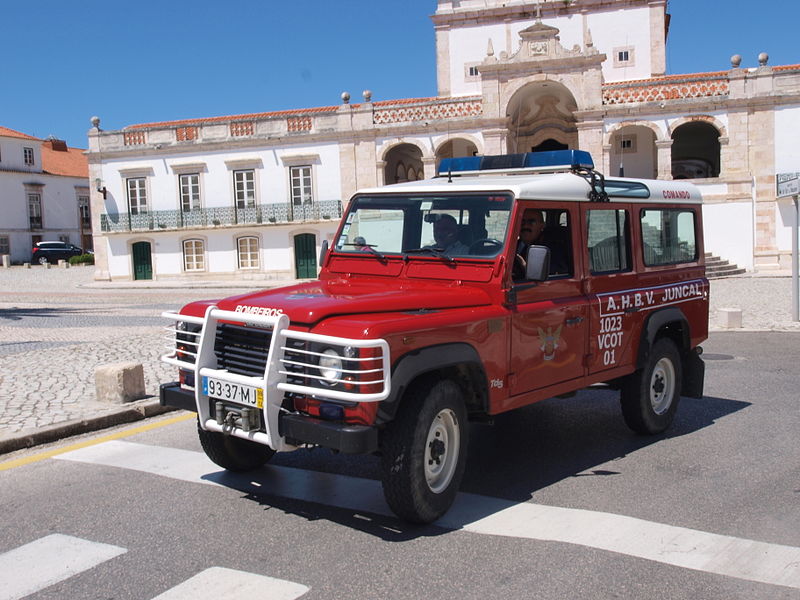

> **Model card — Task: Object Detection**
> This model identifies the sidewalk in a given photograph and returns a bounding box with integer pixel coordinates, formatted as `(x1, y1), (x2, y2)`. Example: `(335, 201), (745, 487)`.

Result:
(0, 266), (798, 458)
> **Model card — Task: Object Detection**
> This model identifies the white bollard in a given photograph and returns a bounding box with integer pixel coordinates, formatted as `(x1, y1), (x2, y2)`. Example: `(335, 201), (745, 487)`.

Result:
(1, 255), (9, 268)
(718, 308), (743, 329)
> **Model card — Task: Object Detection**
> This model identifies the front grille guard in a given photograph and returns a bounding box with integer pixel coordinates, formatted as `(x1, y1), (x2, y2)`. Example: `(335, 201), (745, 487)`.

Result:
(162, 306), (391, 451)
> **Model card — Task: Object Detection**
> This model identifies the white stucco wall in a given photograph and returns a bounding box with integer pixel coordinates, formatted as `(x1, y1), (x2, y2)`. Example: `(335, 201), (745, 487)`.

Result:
(444, 7), (652, 96)
(702, 202), (754, 270)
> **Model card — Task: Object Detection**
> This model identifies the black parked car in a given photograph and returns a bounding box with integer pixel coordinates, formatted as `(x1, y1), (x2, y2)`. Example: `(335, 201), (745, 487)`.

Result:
(31, 241), (84, 265)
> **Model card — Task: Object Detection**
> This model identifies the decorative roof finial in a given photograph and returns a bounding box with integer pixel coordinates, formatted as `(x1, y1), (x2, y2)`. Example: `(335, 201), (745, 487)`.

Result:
(487, 38), (494, 57)
(730, 54), (742, 68)
(341, 92), (350, 104)
(535, 0), (542, 22)
(90, 116), (100, 129)
(758, 52), (769, 67)
(362, 89), (372, 102)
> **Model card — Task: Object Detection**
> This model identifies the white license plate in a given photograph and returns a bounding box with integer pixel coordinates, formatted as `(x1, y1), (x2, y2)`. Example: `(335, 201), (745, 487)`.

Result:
(202, 376), (263, 408)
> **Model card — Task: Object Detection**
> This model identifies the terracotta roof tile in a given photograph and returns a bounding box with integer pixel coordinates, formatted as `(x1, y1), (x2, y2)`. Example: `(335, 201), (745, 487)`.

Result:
(41, 141), (88, 178)
(0, 126), (39, 140)
(774, 64), (800, 72)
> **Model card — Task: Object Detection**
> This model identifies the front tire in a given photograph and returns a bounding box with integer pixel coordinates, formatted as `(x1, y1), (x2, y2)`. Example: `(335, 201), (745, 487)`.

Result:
(380, 378), (468, 524)
(197, 421), (275, 472)
(620, 338), (682, 434)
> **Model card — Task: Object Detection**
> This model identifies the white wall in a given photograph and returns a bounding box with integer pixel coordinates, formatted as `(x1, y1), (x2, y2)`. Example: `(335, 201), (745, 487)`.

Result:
(702, 202), (754, 270)
(99, 142), (343, 215)
(444, 6), (653, 96)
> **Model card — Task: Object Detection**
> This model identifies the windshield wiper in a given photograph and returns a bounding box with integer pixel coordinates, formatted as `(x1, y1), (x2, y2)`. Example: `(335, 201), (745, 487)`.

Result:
(403, 247), (455, 263)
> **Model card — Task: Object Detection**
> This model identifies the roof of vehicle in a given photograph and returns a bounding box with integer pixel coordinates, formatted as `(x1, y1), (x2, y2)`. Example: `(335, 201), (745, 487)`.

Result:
(355, 171), (702, 204)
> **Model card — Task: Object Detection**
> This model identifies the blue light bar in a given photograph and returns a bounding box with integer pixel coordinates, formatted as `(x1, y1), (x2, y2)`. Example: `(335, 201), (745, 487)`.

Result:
(438, 150), (594, 175)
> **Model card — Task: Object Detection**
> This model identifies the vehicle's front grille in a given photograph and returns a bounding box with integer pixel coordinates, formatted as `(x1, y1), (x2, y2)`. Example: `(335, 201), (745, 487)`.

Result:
(214, 323), (271, 377)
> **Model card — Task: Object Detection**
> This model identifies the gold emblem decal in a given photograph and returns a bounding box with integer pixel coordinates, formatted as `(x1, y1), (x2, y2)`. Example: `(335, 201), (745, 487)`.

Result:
(537, 325), (563, 361)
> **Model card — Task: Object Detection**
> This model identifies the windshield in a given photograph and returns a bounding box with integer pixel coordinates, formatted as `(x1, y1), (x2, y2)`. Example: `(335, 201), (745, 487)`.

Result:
(334, 193), (513, 258)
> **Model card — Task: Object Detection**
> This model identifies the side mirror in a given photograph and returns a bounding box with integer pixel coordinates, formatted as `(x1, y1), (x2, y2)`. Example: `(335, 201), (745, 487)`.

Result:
(525, 245), (550, 281)
(318, 239), (329, 268)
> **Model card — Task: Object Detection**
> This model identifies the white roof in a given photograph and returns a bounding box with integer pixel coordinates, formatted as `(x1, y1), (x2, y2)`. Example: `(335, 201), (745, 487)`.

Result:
(356, 171), (702, 204)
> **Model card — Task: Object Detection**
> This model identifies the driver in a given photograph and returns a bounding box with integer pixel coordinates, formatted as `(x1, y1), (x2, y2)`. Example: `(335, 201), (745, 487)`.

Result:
(431, 214), (469, 255)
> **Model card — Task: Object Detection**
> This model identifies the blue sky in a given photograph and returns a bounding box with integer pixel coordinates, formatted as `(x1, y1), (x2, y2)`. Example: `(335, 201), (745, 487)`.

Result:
(1, 0), (796, 149)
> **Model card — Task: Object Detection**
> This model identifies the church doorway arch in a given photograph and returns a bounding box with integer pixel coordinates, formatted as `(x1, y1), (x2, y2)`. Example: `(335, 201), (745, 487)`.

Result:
(505, 81), (579, 154)
(671, 121), (721, 179)
(383, 144), (423, 184)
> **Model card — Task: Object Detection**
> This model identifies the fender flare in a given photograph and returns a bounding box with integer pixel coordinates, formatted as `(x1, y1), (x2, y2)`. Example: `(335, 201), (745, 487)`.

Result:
(636, 307), (690, 369)
(377, 343), (488, 424)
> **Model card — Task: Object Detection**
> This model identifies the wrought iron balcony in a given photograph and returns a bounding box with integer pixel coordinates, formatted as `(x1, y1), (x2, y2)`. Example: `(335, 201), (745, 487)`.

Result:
(100, 200), (342, 233)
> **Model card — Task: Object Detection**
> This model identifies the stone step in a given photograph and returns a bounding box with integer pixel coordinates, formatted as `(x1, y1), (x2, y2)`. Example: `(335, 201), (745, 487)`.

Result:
(705, 253), (746, 278)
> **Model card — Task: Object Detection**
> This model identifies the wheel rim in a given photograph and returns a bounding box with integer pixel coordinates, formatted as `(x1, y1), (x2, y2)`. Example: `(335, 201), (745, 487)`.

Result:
(424, 408), (460, 494)
(650, 357), (676, 415)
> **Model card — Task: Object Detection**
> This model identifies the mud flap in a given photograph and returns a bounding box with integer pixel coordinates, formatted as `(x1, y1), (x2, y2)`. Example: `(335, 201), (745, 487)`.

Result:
(681, 348), (705, 399)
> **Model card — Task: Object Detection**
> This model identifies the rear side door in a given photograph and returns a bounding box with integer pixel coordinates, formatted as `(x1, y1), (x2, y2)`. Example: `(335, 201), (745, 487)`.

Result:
(507, 202), (589, 398)
(580, 203), (643, 375)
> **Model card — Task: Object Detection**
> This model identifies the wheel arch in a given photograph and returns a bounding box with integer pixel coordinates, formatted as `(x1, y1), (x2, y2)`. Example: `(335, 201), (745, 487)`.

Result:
(377, 343), (489, 424)
(636, 307), (690, 370)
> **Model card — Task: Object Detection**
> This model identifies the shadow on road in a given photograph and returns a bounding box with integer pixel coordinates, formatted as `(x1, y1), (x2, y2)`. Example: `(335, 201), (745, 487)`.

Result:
(200, 387), (749, 540)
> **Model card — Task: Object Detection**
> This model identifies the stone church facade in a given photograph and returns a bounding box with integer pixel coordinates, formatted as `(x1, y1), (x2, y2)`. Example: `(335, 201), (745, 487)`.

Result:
(87, 0), (800, 281)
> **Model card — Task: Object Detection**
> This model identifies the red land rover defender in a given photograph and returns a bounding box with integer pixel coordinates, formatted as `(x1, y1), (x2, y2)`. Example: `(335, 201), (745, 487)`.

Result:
(160, 150), (708, 524)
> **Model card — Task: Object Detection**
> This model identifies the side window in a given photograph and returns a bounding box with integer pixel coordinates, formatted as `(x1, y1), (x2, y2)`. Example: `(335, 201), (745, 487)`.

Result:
(640, 209), (697, 266)
(514, 207), (573, 280)
(587, 209), (631, 274)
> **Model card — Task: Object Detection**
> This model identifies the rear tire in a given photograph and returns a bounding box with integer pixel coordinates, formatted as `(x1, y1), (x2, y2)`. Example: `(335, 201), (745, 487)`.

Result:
(197, 421), (275, 472)
(380, 378), (468, 524)
(37, 256), (48, 265)
(620, 338), (682, 434)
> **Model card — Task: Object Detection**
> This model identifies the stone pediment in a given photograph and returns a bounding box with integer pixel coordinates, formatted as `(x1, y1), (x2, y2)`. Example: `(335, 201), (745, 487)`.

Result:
(481, 18), (602, 70)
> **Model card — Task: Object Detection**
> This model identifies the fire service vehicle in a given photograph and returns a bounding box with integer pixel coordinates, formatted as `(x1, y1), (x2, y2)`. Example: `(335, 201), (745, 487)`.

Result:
(160, 150), (708, 523)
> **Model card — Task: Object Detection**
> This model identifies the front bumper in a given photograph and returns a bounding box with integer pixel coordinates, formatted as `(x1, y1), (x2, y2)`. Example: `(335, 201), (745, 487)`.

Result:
(159, 382), (378, 454)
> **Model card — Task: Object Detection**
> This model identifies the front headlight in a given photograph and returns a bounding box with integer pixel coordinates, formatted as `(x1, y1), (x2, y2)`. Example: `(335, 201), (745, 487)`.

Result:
(318, 348), (343, 384)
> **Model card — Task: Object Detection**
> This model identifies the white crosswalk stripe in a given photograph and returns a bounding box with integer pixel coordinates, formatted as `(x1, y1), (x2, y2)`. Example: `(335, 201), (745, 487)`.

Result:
(0, 534), (126, 600)
(55, 440), (800, 591)
(151, 567), (309, 600)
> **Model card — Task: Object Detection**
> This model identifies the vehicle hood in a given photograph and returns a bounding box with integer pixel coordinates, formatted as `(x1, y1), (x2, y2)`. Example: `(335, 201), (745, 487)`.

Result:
(187, 279), (492, 325)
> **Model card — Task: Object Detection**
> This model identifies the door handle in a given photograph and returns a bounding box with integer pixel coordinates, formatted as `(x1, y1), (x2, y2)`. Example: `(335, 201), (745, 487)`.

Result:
(565, 316), (584, 326)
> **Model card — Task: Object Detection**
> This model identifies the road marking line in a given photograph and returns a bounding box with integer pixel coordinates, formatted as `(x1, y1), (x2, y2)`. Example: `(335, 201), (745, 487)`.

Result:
(0, 534), (127, 600)
(0, 412), (195, 472)
(151, 567), (309, 600)
(55, 440), (800, 591)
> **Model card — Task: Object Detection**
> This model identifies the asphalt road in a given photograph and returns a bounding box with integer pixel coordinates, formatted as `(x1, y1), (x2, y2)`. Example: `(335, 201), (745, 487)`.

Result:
(0, 331), (797, 600)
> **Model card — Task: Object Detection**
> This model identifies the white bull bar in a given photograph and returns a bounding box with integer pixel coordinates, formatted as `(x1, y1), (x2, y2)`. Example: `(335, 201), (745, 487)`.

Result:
(161, 306), (391, 452)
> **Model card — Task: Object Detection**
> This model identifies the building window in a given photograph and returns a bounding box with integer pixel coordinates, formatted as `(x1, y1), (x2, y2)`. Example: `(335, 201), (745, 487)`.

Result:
(78, 195), (91, 227)
(23, 147), (34, 166)
(182, 239), (205, 271)
(0, 236), (9, 255)
(234, 170), (256, 208)
(127, 178), (148, 214)
(613, 46), (635, 68)
(464, 63), (481, 81)
(290, 165), (313, 205)
(28, 193), (42, 229)
(237, 236), (259, 269)
(179, 173), (201, 211)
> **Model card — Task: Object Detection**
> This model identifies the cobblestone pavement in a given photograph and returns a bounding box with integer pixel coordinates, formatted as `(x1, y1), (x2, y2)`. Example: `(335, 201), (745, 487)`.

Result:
(0, 265), (798, 452)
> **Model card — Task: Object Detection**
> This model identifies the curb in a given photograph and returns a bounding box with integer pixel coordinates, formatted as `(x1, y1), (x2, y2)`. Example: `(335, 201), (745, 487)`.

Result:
(0, 400), (177, 456)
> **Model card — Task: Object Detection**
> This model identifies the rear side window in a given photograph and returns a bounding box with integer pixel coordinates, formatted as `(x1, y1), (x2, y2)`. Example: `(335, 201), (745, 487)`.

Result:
(640, 209), (697, 266)
(587, 209), (630, 274)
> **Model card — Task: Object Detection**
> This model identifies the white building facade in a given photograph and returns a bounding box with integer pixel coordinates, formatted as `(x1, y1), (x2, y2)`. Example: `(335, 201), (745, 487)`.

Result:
(87, 0), (800, 281)
(0, 127), (90, 264)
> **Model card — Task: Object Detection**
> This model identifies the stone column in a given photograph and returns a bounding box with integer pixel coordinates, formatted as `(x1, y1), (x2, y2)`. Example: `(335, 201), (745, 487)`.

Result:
(576, 120), (604, 166)
(656, 140), (673, 180)
(482, 128), (508, 155)
(422, 157), (437, 180)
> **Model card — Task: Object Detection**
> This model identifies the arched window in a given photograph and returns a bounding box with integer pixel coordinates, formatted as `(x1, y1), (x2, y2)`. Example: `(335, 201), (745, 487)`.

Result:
(183, 239), (205, 271)
(395, 163), (407, 183)
(237, 236), (259, 269)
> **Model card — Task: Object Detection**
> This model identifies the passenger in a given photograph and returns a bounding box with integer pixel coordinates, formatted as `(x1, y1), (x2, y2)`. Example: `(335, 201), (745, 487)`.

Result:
(431, 214), (469, 255)
(353, 236), (371, 251)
